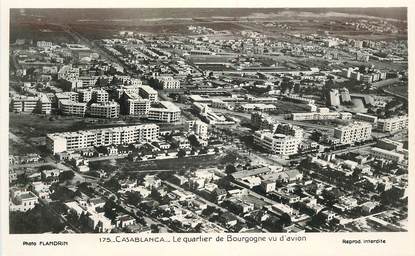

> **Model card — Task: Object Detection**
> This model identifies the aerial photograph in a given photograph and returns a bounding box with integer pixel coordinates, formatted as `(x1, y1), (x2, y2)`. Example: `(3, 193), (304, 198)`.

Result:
(8, 8), (408, 234)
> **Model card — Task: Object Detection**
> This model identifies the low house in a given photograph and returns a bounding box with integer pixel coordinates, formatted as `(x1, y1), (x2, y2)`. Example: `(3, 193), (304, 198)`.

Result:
(88, 197), (106, 209)
(10, 190), (39, 212)
(30, 181), (51, 200)
(218, 212), (238, 227)
(116, 214), (136, 228)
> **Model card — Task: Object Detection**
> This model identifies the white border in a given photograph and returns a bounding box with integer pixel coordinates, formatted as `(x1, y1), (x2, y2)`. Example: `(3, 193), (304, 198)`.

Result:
(1, 1), (414, 256)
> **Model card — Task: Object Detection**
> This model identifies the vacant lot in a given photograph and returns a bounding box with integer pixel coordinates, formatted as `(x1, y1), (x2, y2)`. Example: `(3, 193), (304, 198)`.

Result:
(117, 154), (221, 172)
(385, 84), (408, 98)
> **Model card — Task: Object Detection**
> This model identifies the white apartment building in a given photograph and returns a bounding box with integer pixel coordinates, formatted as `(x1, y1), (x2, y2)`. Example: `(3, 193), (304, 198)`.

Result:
(251, 112), (274, 129)
(185, 120), (208, 140)
(46, 124), (160, 154)
(77, 88), (93, 103)
(275, 123), (303, 139)
(251, 112), (303, 139)
(92, 89), (109, 103)
(210, 99), (232, 110)
(11, 96), (39, 113)
(328, 89), (340, 106)
(37, 41), (53, 48)
(370, 147), (404, 162)
(354, 113), (378, 123)
(253, 130), (300, 156)
(377, 115), (408, 133)
(292, 107), (337, 120)
(38, 94), (51, 114)
(89, 102), (120, 119)
(121, 84), (141, 96)
(128, 98), (151, 117)
(156, 76), (181, 89)
(333, 122), (372, 145)
(240, 104), (276, 112)
(291, 111), (351, 121)
(55, 92), (79, 106)
(139, 85), (158, 102)
(78, 76), (99, 88)
(59, 100), (87, 117)
(58, 65), (79, 81)
(148, 101), (181, 123)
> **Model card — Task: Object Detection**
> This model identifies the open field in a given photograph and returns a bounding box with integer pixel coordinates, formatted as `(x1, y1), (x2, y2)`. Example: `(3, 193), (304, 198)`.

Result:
(117, 154), (222, 172)
(69, 21), (246, 39)
(384, 84), (408, 98)
(10, 23), (75, 43)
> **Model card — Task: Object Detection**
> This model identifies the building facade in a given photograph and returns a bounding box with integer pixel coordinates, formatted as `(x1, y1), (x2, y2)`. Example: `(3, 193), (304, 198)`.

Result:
(89, 102), (120, 119)
(147, 101), (181, 123)
(253, 130), (300, 156)
(333, 122), (372, 145)
(377, 115), (408, 133)
(46, 124), (160, 154)
(59, 100), (87, 117)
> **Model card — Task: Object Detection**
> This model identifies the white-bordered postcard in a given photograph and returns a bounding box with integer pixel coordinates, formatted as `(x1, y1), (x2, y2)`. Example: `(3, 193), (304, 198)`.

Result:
(1, 1), (414, 255)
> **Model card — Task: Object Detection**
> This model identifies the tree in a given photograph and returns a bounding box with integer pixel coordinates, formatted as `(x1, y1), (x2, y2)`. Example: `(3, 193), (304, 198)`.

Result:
(380, 187), (404, 205)
(110, 76), (122, 86)
(177, 149), (186, 158)
(59, 170), (75, 182)
(103, 200), (117, 220)
(188, 134), (201, 148)
(103, 178), (121, 192)
(150, 224), (160, 233)
(50, 185), (76, 201)
(16, 173), (30, 185)
(294, 83), (301, 93)
(126, 192), (143, 206)
(280, 213), (292, 227)
(310, 130), (323, 142)
(225, 165), (237, 175)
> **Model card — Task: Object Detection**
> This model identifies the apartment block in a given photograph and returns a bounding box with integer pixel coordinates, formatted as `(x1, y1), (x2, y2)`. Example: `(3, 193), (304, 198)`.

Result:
(11, 96), (39, 113)
(38, 94), (52, 114)
(327, 89), (340, 106)
(333, 122), (372, 145)
(251, 112), (274, 129)
(128, 98), (151, 117)
(148, 101), (181, 123)
(377, 115), (408, 133)
(59, 100), (87, 117)
(89, 102), (120, 119)
(370, 147), (404, 162)
(253, 130), (300, 156)
(77, 88), (93, 103)
(55, 92), (79, 107)
(57, 65), (80, 81)
(92, 89), (109, 103)
(139, 85), (158, 102)
(355, 113), (378, 124)
(46, 124), (160, 154)
(185, 120), (208, 140)
(156, 76), (181, 89)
